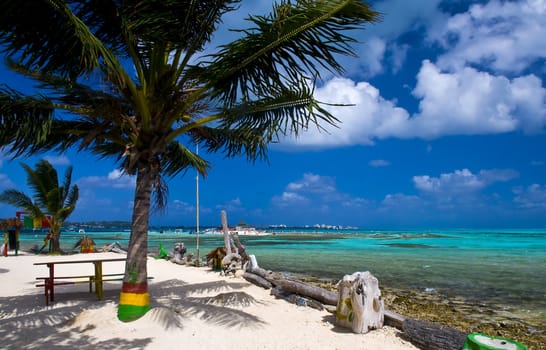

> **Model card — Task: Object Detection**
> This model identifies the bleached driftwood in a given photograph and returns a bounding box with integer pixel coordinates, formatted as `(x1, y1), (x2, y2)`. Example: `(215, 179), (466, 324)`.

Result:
(230, 232), (248, 262)
(100, 241), (126, 253)
(243, 256), (336, 305)
(244, 254), (259, 271)
(170, 242), (187, 265)
(242, 271), (273, 289)
(221, 253), (242, 275)
(273, 278), (338, 306)
(221, 210), (232, 254)
(336, 271), (384, 334)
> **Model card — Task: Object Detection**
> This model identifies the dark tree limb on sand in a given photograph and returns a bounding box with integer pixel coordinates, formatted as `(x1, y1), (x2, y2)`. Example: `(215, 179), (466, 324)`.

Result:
(402, 318), (468, 350)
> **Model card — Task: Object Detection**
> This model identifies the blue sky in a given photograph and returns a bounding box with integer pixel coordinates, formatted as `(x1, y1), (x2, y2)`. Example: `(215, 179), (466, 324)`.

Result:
(1, 0), (546, 228)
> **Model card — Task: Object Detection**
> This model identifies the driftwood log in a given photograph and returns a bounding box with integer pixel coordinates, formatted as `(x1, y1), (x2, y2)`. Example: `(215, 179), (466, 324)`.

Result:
(242, 272), (273, 289)
(402, 318), (468, 350)
(273, 277), (338, 306)
(270, 286), (325, 310)
(245, 261), (337, 306)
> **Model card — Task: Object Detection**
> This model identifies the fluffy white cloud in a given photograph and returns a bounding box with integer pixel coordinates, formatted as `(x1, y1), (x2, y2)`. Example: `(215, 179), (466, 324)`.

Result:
(286, 173), (336, 194)
(282, 77), (410, 147)
(282, 61), (546, 147)
(413, 168), (518, 195)
(78, 169), (135, 189)
(411, 61), (546, 137)
(271, 191), (309, 208)
(432, 0), (546, 73)
(272, 173), (364, 209)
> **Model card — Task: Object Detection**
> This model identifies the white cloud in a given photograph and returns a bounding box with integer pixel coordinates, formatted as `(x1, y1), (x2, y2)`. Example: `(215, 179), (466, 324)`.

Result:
(282, 77), (410, 147)
(411, 61), (546, 138)
(78, 169), (135, 189)
(369, 159), (390, 167)
(413, 168), (518, 195)
(513, 184), (546, 208)
(172, 199), (195, 213)
(44, 155), (70, 166)
(286, 173), (336, 194)
(352, 37), (387, 77)
(272, 173), (361, 209)
(431, 0), (546, 73)
(380, 193), (422, 209)
(271, 191), (309, 208)
(369, 0), (445, 39)
(388, 42), (410, 74)
(216, 197), (244, 212)
(282, 61), (545, 148)
(0, 173), (14, 189)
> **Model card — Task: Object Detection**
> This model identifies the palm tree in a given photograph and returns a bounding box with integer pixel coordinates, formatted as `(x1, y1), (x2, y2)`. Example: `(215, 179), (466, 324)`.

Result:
(0, 0), (379, 321)
(0, 159), (79, 253)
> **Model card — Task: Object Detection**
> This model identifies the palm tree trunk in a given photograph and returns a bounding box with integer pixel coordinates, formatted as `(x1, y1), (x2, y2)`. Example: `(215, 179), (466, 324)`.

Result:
(49, 222), (62, 254)
(117, 165), (151, 322)
(49, 234), (61, 253)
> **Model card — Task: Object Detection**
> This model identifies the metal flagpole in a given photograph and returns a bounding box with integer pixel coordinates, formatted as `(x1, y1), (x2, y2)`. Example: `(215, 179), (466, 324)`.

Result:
(195, 144), (200, 266)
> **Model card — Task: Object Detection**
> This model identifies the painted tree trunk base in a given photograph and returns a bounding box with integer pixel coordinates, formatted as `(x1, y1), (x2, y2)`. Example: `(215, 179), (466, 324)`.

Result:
(118, 282), (151, 322)
(335, 271), (384, 334)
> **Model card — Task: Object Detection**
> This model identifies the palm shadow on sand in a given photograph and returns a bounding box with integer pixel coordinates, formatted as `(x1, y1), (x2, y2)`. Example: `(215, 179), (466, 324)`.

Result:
(0, 277), (267, 349)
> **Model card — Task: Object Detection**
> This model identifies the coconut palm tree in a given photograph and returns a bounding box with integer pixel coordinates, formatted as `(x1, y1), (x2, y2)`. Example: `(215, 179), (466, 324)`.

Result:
(0, 159), (78, 253)
(0, 0), (379, 321)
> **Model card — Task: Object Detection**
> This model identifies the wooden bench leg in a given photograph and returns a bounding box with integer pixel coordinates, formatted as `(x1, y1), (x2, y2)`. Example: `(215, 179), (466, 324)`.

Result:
(44, 278), (53, 306)
(44, 283), (49, 306)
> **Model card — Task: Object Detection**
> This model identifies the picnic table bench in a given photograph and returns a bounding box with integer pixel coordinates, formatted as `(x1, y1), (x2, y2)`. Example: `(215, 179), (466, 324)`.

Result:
(34, 257), (127, 305)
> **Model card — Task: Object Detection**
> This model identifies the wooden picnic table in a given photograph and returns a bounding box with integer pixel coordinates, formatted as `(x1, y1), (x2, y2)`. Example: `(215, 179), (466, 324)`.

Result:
(34, 257), (126, 305)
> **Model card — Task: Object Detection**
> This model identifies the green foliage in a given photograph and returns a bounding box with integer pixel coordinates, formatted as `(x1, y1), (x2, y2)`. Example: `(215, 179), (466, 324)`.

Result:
(0, 159), (79, 252)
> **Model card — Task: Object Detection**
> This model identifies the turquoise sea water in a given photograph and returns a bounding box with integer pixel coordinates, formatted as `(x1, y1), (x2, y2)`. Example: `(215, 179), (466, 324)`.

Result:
(16, 227), (546, 326)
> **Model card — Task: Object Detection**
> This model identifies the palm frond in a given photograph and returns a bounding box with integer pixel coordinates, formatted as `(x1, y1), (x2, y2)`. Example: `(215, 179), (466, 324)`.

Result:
(162, 141), (210, 178)
(193, 125), (269, 162)
(195, 0), (379, 104)
(0, 86), (55, 156)
(128, 0), (238, 52)
(0, 189), (41, 217)
(61, 166), (74, 203)
(21, 161), (59, 210)
(61, 185), (79, 219)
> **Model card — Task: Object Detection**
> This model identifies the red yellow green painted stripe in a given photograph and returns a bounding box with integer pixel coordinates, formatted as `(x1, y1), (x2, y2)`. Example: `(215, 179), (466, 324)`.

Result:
(117, 282), (150, 322)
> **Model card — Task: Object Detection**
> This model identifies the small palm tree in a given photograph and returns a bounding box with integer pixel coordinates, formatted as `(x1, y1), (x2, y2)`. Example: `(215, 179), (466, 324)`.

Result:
(0, 159), (79, 253)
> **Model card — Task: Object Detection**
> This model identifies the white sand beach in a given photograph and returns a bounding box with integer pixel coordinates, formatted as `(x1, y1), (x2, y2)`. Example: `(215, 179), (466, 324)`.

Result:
(0, 251), (418, 350)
